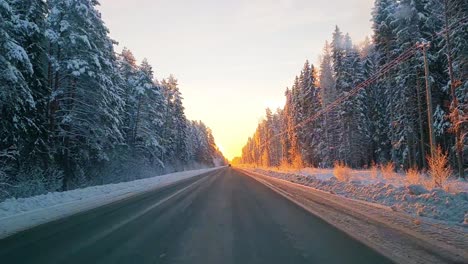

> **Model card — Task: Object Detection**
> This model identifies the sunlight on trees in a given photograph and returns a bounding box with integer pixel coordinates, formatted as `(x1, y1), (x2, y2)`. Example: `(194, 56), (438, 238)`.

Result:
(236, 0), (466, 181)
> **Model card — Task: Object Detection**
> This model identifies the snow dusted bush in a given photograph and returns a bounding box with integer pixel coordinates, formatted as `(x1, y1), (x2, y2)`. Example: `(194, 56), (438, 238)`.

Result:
(0, 168), (63, 200)
(0, 170), (11, 201)
(381, 162), (396, 180)
(333, 162), (351, 182)
(428, 147), (452, 188)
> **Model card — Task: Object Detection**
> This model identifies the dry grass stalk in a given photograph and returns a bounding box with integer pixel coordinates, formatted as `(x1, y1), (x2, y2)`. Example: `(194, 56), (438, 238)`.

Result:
(333, 161), (351, 182)
(370, 162), (379, 179)
(381, 162), (396, 180)
(406, 167), (421, 185)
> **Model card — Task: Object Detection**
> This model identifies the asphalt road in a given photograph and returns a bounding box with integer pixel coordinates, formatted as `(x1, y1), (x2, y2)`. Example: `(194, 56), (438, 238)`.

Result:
(0, 168), (393, 264)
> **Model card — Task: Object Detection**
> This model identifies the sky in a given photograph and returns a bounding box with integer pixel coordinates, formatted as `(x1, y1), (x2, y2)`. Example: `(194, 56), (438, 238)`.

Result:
(98, 0), (374, 160)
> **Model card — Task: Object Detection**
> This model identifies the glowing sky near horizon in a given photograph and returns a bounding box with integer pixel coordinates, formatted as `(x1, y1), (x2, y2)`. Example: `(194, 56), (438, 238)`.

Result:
(98, 0), (374, 160)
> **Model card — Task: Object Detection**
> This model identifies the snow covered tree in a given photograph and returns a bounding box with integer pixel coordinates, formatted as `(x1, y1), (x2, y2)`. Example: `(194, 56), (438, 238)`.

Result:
(132, 60), (165, 167)
(116, 48), (139, 145)
(185, 121), (223, 167)
(431, 0), (467, 177)
(239, 0), (465, 176)
(330, 32), (371, 167)
(0, 0), (36, 175)
(318, 42), (338, 166)
(296, 61), (321, 166)
(46, 0), (125, 189)
(388, 0), (441, 168)
(161, 75), (189, 166)
(0, 0), (226, 199)
(360, 41), (390, 164)
(8, 0), (50, 166)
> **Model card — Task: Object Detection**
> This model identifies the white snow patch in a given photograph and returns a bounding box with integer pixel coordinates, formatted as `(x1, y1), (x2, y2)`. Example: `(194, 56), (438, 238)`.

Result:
(245, 167), (468, 225)
(0, 167), (221, 238)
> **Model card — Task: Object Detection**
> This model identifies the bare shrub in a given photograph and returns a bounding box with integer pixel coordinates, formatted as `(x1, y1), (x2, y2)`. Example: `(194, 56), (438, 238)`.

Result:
(14, 167), (63, 198)
(370, 162), (379, 179)
(333, 161), (351, 182)
(406, 167), (421, 185)
(279, 160), (292, 171)
(427, 146), (452, 188)
(291, 155), (303, 170)
(381, 162), (396, 180)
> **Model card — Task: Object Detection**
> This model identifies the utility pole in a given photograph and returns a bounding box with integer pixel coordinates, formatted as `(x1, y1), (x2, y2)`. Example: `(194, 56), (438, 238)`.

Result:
(418, 41), (436, 158)
(416, 70), (427, 168)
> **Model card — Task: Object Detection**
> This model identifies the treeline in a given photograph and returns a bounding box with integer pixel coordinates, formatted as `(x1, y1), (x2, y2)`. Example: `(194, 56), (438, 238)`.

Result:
(240, 0), (466, 176)
(0, 0), (225, 199)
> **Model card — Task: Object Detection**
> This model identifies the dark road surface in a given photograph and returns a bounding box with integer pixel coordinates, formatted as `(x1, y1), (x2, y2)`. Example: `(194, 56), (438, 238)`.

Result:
(0, 168), (393, 264)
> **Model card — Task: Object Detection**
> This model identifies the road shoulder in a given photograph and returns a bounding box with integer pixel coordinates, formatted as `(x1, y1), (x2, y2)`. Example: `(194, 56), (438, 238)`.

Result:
(238, 168), (468, 264)
(0, 167), (224, 239)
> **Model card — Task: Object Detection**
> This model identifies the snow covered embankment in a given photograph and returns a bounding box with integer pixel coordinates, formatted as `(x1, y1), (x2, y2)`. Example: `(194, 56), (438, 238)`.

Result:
(0, 167), (221, 239)
(246, 168), (468, 225)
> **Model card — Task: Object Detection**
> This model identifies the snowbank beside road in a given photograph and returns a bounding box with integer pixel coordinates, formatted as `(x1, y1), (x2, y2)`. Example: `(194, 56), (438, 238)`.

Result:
(0, 167), (221, 238)
(241, 169), (468, 263)
(244, 167), (468, 225)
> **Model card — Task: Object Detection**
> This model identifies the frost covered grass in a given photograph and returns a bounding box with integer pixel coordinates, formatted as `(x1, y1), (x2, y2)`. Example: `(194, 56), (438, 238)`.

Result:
(244, 166), (468, 224)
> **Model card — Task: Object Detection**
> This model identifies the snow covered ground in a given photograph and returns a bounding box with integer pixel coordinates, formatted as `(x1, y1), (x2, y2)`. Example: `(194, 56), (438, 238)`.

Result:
(243, 167), (468, 225)
(0, 167), (221, 239)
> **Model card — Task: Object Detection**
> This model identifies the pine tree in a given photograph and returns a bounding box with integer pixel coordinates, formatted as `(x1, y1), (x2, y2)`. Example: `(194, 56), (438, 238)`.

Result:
(46, 0), (125, 189)
(161, 75), (189, 166)
(361, 41), (389, 164)
(319, 42), (337, 166)
(117, 47), (139, 145)
(0, 0), (226, 199)
(389, 0), (441, 168)
(239, 0), (465, 175)
(289, 76), (303, 168)
(297, 61), (321, 166)
(371, 0), (398, 163)
(0, 0), (35, 175)
(280, 88), (293, 166)
(432, 0), (467, 177)
(132, 60), (165, 168)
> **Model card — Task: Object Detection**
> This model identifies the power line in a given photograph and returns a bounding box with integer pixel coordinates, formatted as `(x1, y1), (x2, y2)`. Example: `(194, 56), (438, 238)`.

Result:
(256, 44), (419, 150)
(242, 20), (467, 165)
